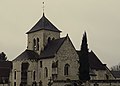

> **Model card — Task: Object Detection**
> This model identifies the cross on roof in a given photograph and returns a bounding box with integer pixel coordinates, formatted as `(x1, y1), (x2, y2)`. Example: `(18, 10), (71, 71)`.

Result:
(42, 2), (45, 13)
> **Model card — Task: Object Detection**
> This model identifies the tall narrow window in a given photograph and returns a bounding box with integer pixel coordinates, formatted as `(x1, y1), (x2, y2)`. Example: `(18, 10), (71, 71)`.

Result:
(40, 61), (42, 68)
(33, 71), (35, 80)
(48, 37), (51, 43)
(37, 38), (39, 50)
(105, 74), (109, 80)
(14, 71), (16, 80)
(14, 82), (16, 86)
(64, 64), (70, 76)
(44, 67), (48, 78)
(33, 38), (36, 50)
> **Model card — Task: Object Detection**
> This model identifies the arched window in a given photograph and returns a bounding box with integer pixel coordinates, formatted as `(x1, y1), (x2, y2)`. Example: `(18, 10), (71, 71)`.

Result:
(40, 61), (42, 68)
(33, 38), (36, 50)
(44, 67), (48, 78)
(14, 70), (16, 80)
(33, 71), (35, 80)
(64, 64), (70, 76)
(37, 38), (39, 50)
(52, 61), (58, 68)
(105, 74), (109, 80)
(52, 37), (55, 40)
(48, 37), (51, 43)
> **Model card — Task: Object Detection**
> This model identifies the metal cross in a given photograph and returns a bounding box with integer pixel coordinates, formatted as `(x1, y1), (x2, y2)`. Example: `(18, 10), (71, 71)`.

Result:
(42, 2), (45, 13)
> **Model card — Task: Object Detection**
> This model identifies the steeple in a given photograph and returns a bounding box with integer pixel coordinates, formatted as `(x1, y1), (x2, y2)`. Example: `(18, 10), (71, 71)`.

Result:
(26, 1), (61, 34)
(26, 11), (62, 54)
(78, 31), (90, 81)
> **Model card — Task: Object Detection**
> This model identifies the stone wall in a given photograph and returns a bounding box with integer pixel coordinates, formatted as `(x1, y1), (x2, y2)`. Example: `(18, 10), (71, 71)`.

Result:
(27, 30), (60, 55)
(91, 68), (115, 80)
(12, 60), (38, 86)
(55, 36), (79, 80)
(38, 58), (54, 86)
(0, 84), (8, 86)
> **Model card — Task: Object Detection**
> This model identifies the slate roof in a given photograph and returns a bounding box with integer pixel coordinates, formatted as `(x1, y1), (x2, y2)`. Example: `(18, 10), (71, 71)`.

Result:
(111, 71), (120, 78)
(26, 13), (61, 34)
(39, 37), (66, 58)
(88, 51), (106, 70)
(77, 50), (106, 70)
(13, 37), (66, 60)
(13, 50), (39, 61)
(0, 61), (12, 83)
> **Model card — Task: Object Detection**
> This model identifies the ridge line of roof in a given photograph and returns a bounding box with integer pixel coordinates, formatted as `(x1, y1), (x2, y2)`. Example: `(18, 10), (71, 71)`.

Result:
(26, 14), (62, 34)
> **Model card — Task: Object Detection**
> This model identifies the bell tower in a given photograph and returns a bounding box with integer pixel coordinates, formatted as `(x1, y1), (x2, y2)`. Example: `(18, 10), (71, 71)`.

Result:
(26, 13), (61, 55)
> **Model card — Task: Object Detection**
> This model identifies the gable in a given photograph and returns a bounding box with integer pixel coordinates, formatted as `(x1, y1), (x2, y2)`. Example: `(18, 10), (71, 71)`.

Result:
(88, 51), (106, 70)
(77, 50), (106, 70)
(55, 36), (79, 80)
(56, 36), (79, 61)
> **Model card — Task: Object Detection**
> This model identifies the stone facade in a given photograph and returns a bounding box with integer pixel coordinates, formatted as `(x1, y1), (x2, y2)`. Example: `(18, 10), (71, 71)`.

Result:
(10, 14), (120, 86)
(12, 60), (38, 86)
(55, 36), (79, 80)
(90, 69), (115, 80)
(27, 30), (60, 55)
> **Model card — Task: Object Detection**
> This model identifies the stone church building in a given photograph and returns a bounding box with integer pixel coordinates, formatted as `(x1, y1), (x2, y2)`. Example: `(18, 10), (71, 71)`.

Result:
(10, 13), (119, 86)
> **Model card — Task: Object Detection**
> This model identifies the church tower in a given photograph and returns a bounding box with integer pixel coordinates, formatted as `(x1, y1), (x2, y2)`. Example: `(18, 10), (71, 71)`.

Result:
(26, 13), (61, 54)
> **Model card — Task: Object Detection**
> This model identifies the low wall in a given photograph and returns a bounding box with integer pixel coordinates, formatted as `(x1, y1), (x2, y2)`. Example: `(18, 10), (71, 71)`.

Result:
(52, 80), (120, 86)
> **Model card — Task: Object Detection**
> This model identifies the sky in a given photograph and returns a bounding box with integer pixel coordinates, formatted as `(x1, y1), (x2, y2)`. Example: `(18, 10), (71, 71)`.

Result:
(0, 0), (120, 68)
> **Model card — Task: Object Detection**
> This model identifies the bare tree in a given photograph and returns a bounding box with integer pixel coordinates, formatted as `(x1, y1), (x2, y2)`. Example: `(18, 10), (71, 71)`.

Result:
(111, 63), (120, 71)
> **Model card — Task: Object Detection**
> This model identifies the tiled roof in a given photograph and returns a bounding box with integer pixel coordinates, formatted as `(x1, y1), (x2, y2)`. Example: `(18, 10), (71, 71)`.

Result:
(39, 37), (66, 58)
(77, 50), (106, 70)
(111, 71), (120, 78)
(88, 51), (106, 70)
(26, 13), (61, 34)
(13, 37), (66, 60)
(13, 50), (39, 61)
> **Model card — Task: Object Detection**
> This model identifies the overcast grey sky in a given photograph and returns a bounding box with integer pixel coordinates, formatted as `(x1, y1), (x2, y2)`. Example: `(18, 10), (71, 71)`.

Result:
(0, 0), (120, 68)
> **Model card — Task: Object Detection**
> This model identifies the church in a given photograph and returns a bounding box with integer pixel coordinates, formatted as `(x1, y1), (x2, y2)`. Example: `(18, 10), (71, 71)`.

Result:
(8, 13), (120, 86)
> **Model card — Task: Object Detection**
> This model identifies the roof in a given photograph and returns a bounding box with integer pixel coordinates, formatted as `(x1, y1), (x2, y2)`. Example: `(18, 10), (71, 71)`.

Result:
(0, 61), (12, 83)
(26, 13), (61, 34)
(88, 51), (106, 70)
(111, 71), (120, 78)
(39, 37), (66, 58)
(77, 50), (106, 70)
(13, 37), (66, 61)
(13, 50), (39, 61)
